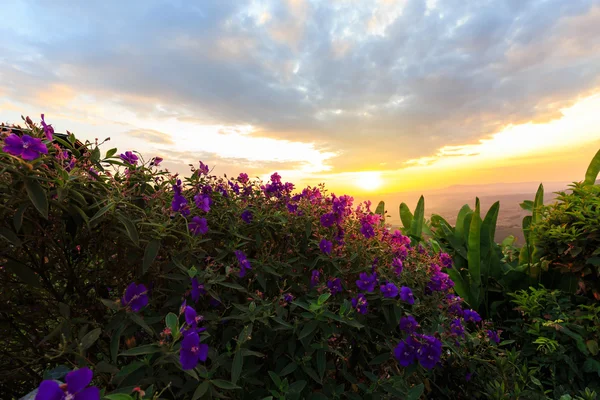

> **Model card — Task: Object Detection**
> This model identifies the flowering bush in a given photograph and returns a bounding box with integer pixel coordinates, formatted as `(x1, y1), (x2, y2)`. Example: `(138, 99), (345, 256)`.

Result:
(1, 118), (518, 399)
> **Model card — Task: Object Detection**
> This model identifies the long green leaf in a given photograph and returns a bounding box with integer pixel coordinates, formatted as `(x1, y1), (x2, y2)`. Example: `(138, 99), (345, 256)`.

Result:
(119, 216), (139, 246)
(25, 179), (48, 219)
(410, 196), (425, 238)
(375, 201), (385, 224)
(584, 148), (600, 185)
(119, 344), (161, 356)
(231, 351), (243, 384)
(446, 268), (471, 306)
(89, 202), (114, 225)
(143, 239), (161, 274)
(455, 204), (472, 242)
(399, 203), (413, 230)
(0, 227), (21, 246)
(467, 198), (481, 307)
(5, 260), (42, 288)
(211, 379), (241, 390)
(481, 201), (500, 251)
(192, 381), (210, 400)
(532, 184), (544, 225)
(81, 328), (102, 350)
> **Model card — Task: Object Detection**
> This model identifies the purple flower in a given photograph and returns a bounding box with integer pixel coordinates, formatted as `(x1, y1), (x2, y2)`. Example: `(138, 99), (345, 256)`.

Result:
(241, 209), (253, 223)
(396, 244), (409, 260)
(119, 151), (138, 165)
(184, 306), (206, 332)
(235, 250), (252, 277)
(40, 114), (54, 141)
(440, 252), (453, 268)
(286, 203), (298, 213)
(180, 330), (209, 370)
(191, 277), (206, 302)
(360, 222), (375, 239)
(399, 286), (415, 305)
(351, 293), (368, 314)
(197, 161), (209, 175)
(238, 173), (249, 183)
(463, 309), (481, 323)
(394, 338), (417, 367)
(35, 367), (99, 400)
(356, 272), (377, 292)
(151, 156), (163, 166)
(450, 318), (465, 337)
(194, 193), (212, 212)
(466, 372), (473, 381)
(427, 271), (454, 293)
(121, 282), (148, 312)
(487, 330), (501, 343)
(319, 239), (333, 255)
(380, 282), (399, 298)
(320, 213), (336, 228)
(189, 216), (208, 236)
(3, 134), (48, 160)
(446, 294), (464, 316)
(172, 193), (190, 217)
(416, 335), (442, 369)
(283, 293), (294, 303)
(399, 315), (419, 333)
(392, 257), (403, 275)
(326, 278), (343, 295)
(310, 270), (320, 288)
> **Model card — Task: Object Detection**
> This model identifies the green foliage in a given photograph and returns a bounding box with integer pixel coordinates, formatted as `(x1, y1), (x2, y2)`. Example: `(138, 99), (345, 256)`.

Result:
(532, 182), (600, 297)
(583, 149), (600, 186)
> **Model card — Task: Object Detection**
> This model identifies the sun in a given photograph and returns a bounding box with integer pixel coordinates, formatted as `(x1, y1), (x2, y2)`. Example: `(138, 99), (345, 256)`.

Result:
(354, 171), (383, 191)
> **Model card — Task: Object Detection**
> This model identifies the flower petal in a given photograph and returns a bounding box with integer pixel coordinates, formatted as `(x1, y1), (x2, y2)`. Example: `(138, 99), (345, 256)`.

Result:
(197, 343), (209, 362)
(185, 306), (197, 326)
(65, 367), (93, 393)
(181, 330), (199, 349)
(35, 380), (64, 400)
(180, 348), (198, 370)
(74, 386), (100, 400)
(21, 148), (41, 160)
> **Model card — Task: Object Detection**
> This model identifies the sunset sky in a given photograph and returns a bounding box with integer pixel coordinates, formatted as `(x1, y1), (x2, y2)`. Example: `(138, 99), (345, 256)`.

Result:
(1, 0), (599, 196)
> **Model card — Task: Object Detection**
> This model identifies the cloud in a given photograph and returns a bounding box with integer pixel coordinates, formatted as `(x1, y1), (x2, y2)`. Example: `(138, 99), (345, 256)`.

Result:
(126, 128), (175, 145)
(1, 0), (599, 177)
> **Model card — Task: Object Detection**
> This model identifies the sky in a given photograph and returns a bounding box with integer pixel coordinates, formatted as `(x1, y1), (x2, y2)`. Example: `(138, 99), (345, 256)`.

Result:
(1, 0), (600, 197)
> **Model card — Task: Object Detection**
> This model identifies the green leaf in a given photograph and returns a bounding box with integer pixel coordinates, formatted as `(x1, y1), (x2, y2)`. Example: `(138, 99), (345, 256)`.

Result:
(90, 146), (101, 162)
(231, 351), (243, 384)
(317, 293), (331, 305)
(520, 200), (534, 211)
(103, 394), (135, 400)
(583, 358), (600, 376)
(368, 353), (390, 365)
(0, 227), (21, 246)
(280, 362), (298, 376)
(407, 383), (424, 400)
(119, 216), (139, 246)
(481, 201), (499, 254)
(410, 196), (425, 238)
(25, 179), (48, 219)
(467, 198), (482, 307)
(216, 281), (246, 291)
(166, 312), (179, 335)
(289, 380), (307, 393)
(43, 365), (71, 380)
(455, 204), (472, 243)
(211, 379), (241, 390)
(119, 344), (161, 356)
(106, 148), (118, 158)
(375, 201), (385, 223)
(111, 325), (125, 363)
(129, 313), (154, 336)
(268, 371), (281, 386)
(298, 320), (319, 339)
(587, 340), (599, 356)
(316, 350), (326, 379)
(5, 260), (42, 288)
(143, 239), (161, 274)
(399, 203), (413, 230)
(583, 148), (600, 185)
(81, 328), (102, 350)
(90, 202), (114, 225)
(13, 203), (28, 232)
(192, 381), (210, 400)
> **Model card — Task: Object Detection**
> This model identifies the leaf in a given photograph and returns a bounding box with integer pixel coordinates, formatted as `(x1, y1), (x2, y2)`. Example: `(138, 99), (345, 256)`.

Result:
(89, 202), (114, 225)
(467, 198), (482, 307)
(298, 320), (319, 340)
(399, 203), (413, 230)
(43, 365), (71, 380)
(583, 358), (600, 376)
(106, 148), (118, 158)
(192, 381), (210, 400)
(316, 350), (326, 379)
(111, 325), (125, 363)
(211, 379), (241, 390)
(119, 344), (161, 356)
(317, 293), (331, 305)
(5, 260), (42, 288)
(375, 201), (385, 223)
(481, 201), (500, 255)
(280, 362), (298, 376)
(100, 298), (120, 310)
(25, 179), (48, 219)
(119, 216), (139, 246)
(583, 148), (600, 185)
(454, 204), (472, 243)
(231, 351), (243, 384)
(520, 200), (534, 211)
(103, 394), (135, 400)
(90, 146), (101, 162)
(368, 353), (390, 365)
(129, 313), (154, 336)
(587, 340), (599, 356)
(407, 383), (424, 400)
(13, 203), (28, 232)
(0, 227), (21, 246)
(216, 281), (246, 291)
(410, 196), (425, 238)
(81, 328), (102, 350)
(289, 380), (307, 393)
(143, 239), (161, 274)
(166, 312), (179, 335)
(268, 371), (281, 386)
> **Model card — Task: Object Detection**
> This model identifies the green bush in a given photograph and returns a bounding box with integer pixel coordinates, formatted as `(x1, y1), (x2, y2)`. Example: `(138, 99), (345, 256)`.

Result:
(1, 119), (506, 399)
(532, 182), (600, 297)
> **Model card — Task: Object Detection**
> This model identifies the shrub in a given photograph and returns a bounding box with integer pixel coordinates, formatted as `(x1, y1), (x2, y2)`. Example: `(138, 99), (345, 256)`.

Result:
(0, 118), (508, 399)
(532, 182), (600, 298)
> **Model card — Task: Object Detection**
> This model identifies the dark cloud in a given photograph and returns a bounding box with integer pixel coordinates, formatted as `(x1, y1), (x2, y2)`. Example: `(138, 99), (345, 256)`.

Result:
(1, 0), (599, 173)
